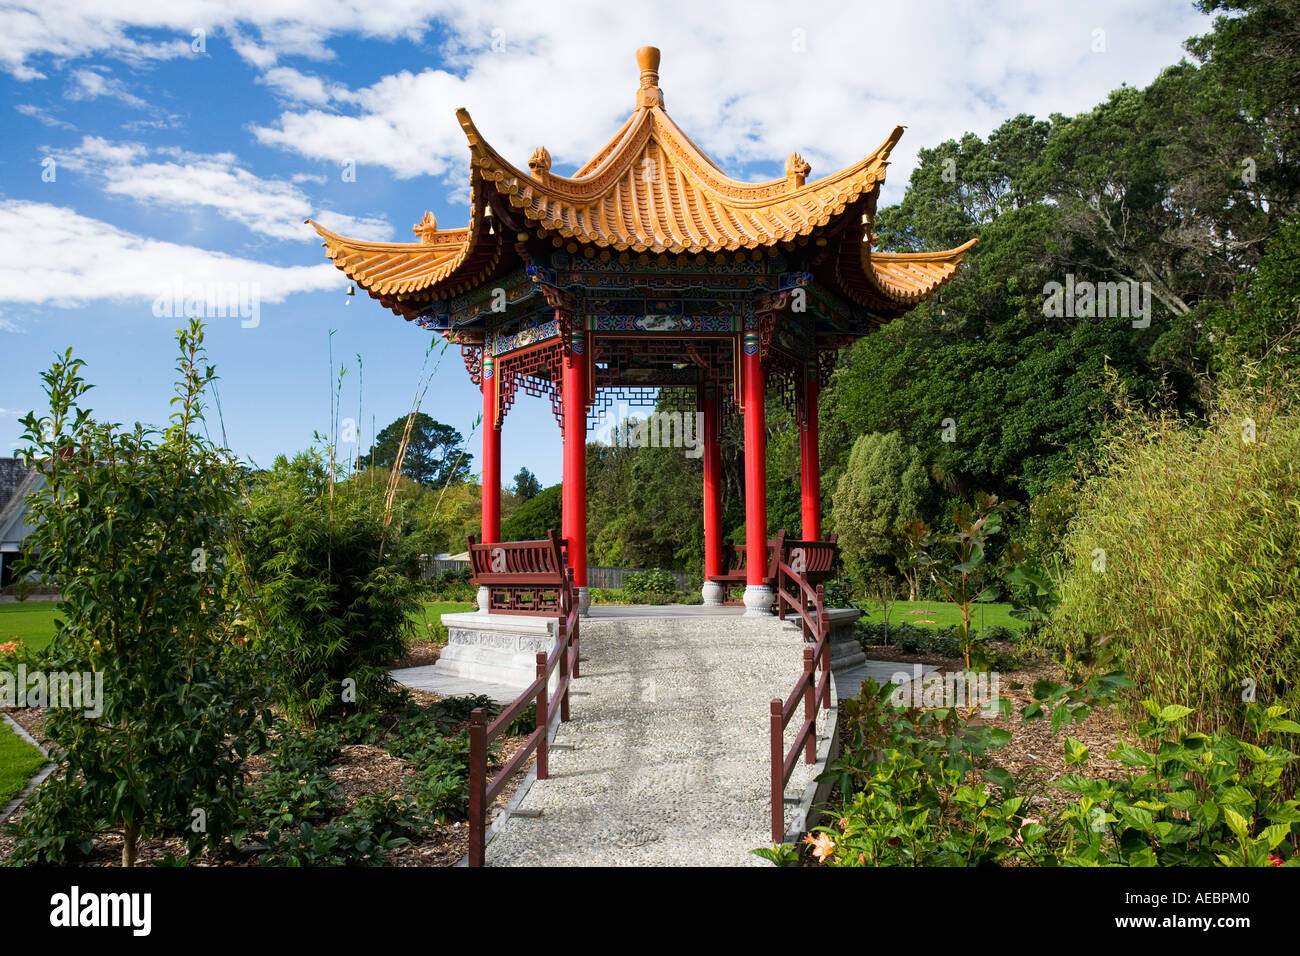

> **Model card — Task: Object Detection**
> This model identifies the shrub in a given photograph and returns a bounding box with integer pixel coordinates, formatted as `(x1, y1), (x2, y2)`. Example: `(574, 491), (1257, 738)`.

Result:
(236, 451), (423, 727)
(782, 678), (1300, 867)
(1042, 376), (1300, 749)
(622, 568), (676, 602)
(8, 323), (272, 867)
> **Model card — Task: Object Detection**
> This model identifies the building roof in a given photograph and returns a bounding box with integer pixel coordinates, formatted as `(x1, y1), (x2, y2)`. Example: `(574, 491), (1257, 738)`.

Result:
(308, 47), (974, 316)
(0, 457), (41, 550)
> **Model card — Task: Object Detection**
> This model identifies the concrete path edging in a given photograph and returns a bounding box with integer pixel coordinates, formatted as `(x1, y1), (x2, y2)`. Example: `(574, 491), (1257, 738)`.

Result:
(0, 711), (53, 826)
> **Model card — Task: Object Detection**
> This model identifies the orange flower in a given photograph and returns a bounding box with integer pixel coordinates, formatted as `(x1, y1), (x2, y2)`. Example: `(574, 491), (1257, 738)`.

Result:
(804, 832), (835, 863)
(838, 817), (850, 831)
(0, 640), (21, 655)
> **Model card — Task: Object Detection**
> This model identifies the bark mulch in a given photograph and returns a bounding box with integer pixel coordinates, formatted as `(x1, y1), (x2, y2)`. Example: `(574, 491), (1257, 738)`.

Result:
(850, 647), (1129, 819)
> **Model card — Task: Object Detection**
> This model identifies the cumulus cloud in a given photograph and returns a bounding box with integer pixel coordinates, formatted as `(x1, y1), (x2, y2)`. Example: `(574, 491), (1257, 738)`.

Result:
(0, 1), (445, 79)
(0, 200), (343, 313)
(240, 0), (1211, 202)
(45, 136), (394, 241)
(0, 2), (1211, 204)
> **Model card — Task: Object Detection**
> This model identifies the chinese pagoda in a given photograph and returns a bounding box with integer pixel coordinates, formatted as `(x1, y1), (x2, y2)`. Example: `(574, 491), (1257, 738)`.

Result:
(308, 47), (974, 616)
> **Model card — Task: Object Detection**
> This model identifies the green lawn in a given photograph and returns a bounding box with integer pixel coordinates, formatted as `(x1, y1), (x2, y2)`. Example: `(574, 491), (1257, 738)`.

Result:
(859, 600), (1026, 631)
(410, 601), (475, 644)
(0, 720), (47, 809)
(0, 602), (60, 652)
(0, 599), (475, 654)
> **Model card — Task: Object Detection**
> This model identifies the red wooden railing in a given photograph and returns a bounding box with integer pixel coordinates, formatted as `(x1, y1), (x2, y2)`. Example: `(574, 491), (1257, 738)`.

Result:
(466, 535), (581, 866)
(769, 557), (831, 844)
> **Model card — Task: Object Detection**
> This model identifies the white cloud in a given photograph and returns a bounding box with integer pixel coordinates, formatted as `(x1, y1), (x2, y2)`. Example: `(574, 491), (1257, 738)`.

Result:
(46, 136), (394, 241)
(0, 201), (343, 314)
(311, 210), (398, 242)
(0, 2), (445, 79)
(65, 67), (149, 109)
(257, 65), (349, 105)
(240, 0), (1212, 203)
(14, 103), (75, 129)
(0, 0), (1214, 216)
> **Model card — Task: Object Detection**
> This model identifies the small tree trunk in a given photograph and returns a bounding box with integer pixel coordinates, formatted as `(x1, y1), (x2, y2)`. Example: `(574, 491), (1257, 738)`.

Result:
(122, 823), (138, 867)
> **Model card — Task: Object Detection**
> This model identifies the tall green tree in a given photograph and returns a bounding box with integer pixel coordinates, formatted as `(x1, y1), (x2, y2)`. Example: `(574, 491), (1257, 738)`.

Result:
(831, 432), (930, 595)
(512, 466), (541, 501)
(11, 321), (270, 866)
(358, 412), (471, 487)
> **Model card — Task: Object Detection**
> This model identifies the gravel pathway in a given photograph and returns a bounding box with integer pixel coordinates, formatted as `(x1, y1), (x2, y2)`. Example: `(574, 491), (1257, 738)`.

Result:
(483, 613), (831, 866)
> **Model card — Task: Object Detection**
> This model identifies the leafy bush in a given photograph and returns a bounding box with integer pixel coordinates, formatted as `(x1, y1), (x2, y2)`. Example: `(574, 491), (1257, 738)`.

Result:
(500, 484), (561, 542)
(622, 568), (677, 602)
(8, 322), (272, 867)
(782, 677), (1300, 867)
(1042, 377), (1300, 749)
(236, 451), (423, 727)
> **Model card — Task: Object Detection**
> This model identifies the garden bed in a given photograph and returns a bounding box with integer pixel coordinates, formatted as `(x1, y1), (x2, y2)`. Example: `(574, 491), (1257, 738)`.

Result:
(0, 690), (531, 867)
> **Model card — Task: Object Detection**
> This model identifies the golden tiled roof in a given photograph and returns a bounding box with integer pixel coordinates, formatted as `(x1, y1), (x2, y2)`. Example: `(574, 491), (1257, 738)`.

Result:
(307, 46), (975, 311)
(865, 240), (979, 305)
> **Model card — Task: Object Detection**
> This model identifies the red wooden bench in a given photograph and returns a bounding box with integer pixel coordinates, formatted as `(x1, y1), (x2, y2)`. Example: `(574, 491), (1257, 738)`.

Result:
(780, 533), (838, 586)
(466, 529), (573, 616)
(708, 530), (786, 606)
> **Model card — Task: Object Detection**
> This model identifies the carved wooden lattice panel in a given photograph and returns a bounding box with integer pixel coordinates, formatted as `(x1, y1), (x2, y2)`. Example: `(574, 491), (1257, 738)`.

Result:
(498, 341), (566, 428)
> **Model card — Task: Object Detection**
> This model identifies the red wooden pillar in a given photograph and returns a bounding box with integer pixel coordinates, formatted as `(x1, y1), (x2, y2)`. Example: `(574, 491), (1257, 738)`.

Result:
(741, 329), (772, 615)
(701, 386), (724, 606)
(480, 352), (500, 543)
(800, 365), (821, 540)
(562, 325), (590, 614)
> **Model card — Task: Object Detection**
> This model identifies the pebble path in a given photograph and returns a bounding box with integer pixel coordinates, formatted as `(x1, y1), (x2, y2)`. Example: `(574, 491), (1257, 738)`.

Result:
(484, 613), (831, 866)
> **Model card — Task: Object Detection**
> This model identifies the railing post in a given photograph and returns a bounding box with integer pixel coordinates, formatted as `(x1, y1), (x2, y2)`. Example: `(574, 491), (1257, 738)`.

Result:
(803, 646), (816, 764)
(568, 567), (580, 678)
(817, 584), (830, 708)
(770, 698), (783, 845)
(559, 618), (571, 723)
(469, 708), (487, 867)
(536, 651), (549, 780)
(777, 565), (787, 621)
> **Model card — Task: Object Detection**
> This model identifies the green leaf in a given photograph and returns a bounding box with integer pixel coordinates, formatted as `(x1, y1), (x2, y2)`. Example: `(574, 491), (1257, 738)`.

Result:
(1063, 738), (1090, 766)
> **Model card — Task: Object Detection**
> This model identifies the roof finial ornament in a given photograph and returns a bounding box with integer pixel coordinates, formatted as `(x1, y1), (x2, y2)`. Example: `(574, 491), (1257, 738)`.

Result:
(412, 211), (438, 243)
(528, 146), (552, 176)
(635, 46), (664, 110)
(785, 152), (811, 189)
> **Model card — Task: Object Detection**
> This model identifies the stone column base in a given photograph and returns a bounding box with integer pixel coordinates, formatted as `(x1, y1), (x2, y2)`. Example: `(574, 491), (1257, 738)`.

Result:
(701, 581), (726, 607)
(742, 584), (774, 617)
(576, 586), (591, 617)
(475, 585), (490, 613)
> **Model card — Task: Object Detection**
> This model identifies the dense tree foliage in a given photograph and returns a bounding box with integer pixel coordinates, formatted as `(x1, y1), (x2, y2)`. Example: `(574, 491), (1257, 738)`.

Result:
(512, 466), (541, 501)
(575, 0), (1300, 583)
(357, 412), (472, 487)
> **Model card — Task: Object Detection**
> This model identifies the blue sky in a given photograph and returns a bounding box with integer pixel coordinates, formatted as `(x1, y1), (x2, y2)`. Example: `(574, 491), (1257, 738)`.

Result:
(0, 1), (1212, 485)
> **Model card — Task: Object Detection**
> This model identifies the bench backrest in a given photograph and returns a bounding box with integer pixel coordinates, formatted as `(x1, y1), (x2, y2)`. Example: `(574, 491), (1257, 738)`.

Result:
(467, 529), (572, 616)
(718, 530), (787, 581)
(781, 533), (838, 584)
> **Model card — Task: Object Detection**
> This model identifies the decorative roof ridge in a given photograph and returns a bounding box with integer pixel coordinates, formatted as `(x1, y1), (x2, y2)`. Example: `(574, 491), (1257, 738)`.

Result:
(458, 98), (903, 211)
(306, 218), (470, 252)
(870, 237), (979, 261)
